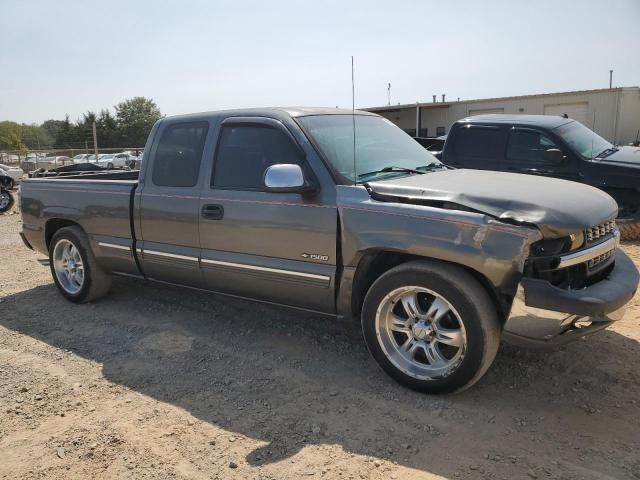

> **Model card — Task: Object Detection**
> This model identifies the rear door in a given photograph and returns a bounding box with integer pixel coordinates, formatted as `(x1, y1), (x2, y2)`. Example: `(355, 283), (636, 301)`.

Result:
(444, 124), (505, 170)
(502, 127), (579, 180)
(198, 116), (337, 314)
(137, 120), (210, 287)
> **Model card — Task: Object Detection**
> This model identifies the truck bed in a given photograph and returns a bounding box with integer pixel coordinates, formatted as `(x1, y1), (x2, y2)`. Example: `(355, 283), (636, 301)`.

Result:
(20, 174), (140, 277)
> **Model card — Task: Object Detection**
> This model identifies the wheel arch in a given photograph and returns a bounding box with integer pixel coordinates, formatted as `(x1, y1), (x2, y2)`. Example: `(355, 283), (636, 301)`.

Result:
(45, 218), (84, 250)
(349, 249), (511, 324)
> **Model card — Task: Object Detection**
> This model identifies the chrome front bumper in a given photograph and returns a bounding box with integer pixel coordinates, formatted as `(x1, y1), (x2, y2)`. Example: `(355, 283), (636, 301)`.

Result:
(503, 249), (639, 348)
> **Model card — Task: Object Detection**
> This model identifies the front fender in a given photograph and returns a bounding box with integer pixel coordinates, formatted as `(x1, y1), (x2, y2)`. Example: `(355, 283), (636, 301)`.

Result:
(337, 185), (542, 298)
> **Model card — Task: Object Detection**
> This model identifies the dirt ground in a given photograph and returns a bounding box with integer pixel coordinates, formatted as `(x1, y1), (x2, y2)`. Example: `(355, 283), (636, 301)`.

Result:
(1, 209), (639, 480)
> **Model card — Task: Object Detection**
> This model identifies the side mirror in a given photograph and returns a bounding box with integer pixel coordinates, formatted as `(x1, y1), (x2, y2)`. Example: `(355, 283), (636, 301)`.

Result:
(544, 148), (565, 163)
(263, 164), (313, 193)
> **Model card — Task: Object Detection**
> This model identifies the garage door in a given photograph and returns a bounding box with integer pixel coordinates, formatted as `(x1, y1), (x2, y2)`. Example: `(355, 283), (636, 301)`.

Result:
(468, 107), (504, 116)
(544, 102), (588, 125)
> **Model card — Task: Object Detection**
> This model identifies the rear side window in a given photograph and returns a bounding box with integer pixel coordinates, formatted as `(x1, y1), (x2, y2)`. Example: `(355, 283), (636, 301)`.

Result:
(213, 125), (301, 190)
(152, 122), (209, 187)
(506, 130), (558, 165)
(453, 126), (502, 158)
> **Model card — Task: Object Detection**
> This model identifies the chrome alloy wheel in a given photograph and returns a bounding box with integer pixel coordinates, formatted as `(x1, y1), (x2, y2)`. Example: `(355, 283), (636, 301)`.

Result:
(375, 286), (467, 380)
(52, 239), (85, 294)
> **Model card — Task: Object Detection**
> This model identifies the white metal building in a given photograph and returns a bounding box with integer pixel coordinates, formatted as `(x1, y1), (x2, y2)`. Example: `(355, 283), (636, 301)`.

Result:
(366, 87), (640, 145)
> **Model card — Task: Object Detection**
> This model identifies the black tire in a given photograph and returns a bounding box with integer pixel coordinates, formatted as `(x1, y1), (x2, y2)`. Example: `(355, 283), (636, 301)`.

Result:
(0, 189), (14, 213)
(48, 226), (112, 303)
(107, 162), (114, 169)
(361, 260), (501, 394)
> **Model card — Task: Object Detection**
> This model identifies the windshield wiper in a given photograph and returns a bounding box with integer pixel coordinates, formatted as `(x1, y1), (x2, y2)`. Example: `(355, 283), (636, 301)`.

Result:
(595, 147), (618, 159)
(357, 166), (425, 180)
(417, 163), (448, 171)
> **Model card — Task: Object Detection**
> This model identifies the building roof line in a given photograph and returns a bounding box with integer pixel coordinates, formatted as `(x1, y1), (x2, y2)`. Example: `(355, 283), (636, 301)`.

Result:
(365, 86), (640, 111)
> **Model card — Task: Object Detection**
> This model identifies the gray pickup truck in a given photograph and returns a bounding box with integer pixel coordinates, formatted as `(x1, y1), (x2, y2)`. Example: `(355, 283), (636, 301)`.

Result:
(19, 108), (639, 393)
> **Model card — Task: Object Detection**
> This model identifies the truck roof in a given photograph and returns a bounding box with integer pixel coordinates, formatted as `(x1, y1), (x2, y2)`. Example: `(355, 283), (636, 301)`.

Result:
(162, 107), (377, 123)
(457, 114), (574, 128)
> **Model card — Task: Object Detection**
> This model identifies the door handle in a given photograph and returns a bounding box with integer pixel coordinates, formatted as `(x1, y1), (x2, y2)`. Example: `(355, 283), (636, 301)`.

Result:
(201, 204), (224, 220)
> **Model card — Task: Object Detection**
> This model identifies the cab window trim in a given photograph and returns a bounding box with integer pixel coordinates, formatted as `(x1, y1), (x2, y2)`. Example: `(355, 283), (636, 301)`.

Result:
(505, 127), (561, 167)
(210, 118), (306, 191)
(150, 120), (210, 188)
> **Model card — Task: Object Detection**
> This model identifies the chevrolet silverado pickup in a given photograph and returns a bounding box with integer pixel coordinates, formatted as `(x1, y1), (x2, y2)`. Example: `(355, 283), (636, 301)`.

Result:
(19, 108), (640, 393)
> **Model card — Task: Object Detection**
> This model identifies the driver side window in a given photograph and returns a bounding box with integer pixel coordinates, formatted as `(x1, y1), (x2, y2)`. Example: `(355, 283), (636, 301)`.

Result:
(506, 130), (558, 166)
(212, 125), (302, 190)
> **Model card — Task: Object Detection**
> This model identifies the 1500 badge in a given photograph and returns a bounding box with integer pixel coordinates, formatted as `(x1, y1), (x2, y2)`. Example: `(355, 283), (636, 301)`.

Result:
(301, 253), (329, 261)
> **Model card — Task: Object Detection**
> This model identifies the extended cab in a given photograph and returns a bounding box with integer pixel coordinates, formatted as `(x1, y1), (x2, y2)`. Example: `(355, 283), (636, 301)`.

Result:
(439, 114), (640, 238)
(19, 108), (639, 393)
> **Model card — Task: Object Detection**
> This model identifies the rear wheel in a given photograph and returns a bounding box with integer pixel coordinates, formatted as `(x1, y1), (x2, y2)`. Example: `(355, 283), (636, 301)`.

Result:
(107, 162), (114, 169)
(49, 226), (112, 303)
(362, 260), (500, 394)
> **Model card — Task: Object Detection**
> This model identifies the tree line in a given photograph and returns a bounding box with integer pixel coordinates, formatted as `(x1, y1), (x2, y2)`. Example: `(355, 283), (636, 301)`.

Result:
(0, 97), (162, 152)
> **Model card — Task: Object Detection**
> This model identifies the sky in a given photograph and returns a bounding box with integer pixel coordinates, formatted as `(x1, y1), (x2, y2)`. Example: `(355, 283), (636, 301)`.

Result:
(1, 0), (639, 124)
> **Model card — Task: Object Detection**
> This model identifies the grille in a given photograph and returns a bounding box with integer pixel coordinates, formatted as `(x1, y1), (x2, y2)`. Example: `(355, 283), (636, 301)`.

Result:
(585, 220), (615, 243)
(587, 249), (614, 269)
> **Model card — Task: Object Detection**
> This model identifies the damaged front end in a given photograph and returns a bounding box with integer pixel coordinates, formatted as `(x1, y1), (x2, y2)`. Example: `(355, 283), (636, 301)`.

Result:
(503, 222), (639, 347)
(363, 173), (639, 347)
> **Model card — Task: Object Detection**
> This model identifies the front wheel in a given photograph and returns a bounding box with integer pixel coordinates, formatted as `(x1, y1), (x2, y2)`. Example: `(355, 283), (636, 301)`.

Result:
(361, 260), (500, 394)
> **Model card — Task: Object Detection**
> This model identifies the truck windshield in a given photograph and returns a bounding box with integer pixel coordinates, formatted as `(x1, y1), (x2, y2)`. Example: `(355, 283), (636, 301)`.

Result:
(553, 121), (613, 159)
(297, 114), (441, 183)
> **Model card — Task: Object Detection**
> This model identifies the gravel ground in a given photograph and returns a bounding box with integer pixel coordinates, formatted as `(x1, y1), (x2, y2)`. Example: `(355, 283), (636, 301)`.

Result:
(1, 209), (639, 480)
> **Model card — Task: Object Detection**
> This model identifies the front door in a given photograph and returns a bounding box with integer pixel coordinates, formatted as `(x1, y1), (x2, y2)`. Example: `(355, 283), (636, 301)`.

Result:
(198, 117), (337, 314)
(502, 127), (579, 181)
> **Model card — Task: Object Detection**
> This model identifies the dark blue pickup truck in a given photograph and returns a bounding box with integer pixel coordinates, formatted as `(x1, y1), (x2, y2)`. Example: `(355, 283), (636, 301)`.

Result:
(439, 114), (640, 239)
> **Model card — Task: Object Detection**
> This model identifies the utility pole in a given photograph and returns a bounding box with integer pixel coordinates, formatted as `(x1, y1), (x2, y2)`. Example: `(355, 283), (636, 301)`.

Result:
(609, 69), (613, 89)
(387, 83), (391, 106)
(92, 121), (99, 160)
(85, 139), (88, 154)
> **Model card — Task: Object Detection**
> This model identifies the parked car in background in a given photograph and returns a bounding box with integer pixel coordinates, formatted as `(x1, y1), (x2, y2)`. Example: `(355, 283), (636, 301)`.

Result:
(96, 153), (128, 169)
(37, 156), (73, 170)
(114, 152), (137, 167)
(414, 135), (447, 152)
(73, 154), (92, 164)
(18, 107), (640, 394)
(439, 114), (640, 239)
(134, 152), (143, 169)
(0, 163), (24, 187)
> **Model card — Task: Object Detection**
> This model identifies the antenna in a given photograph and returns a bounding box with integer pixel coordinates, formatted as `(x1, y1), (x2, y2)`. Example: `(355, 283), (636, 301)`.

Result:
(351, 56), (357, 185)
(591, 111), (596, 160)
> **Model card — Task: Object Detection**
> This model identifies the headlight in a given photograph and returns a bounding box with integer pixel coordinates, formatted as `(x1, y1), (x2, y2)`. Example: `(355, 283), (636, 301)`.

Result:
(568, 231), (585, 250)
(531, 237), (569, 256)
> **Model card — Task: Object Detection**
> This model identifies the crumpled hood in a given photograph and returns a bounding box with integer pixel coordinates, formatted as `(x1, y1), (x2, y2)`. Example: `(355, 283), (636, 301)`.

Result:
(598, 146), (640, 169)
(366, 169), (618, 238)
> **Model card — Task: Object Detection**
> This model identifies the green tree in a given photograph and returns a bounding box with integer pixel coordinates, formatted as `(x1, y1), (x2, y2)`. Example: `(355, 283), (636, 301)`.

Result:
(115, 97), (161, 147)
(0, 121), (28, 152)
(96, 109), (119, 148)
(54, 115), (74, 149)
(42, 119), (66, 141)
(18, 123), (53, 149)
